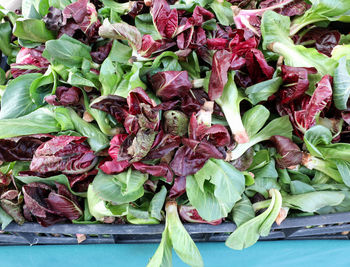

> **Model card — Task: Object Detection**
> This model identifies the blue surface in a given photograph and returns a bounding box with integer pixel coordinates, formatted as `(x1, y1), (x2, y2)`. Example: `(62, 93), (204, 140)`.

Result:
(1, 240), (350, 267)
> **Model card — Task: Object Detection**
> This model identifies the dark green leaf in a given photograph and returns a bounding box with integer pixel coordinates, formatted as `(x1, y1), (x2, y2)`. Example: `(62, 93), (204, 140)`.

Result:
(186, 159), (245, 221)
(226, 189), (282, 250)
(0, 22), (12, 57)
(43, 35), (92, 68)
(333, 57), (350, 110)
(0, 108), (61, 138)
(149, 186), (167, 221)
(232, 194), (255, 227)
(246, 77), (282, 105)
(0, 73), (42, 119)
(92, 170), (147, 203)
(14, 19), (55, 43)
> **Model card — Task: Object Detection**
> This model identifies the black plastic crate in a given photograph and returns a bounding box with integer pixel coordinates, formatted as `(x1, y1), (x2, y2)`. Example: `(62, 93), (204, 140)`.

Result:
(1, 212), (350, 245)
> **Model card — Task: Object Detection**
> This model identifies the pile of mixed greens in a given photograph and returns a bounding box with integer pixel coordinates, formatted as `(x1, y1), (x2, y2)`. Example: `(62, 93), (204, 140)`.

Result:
(0, 0), (350, 265)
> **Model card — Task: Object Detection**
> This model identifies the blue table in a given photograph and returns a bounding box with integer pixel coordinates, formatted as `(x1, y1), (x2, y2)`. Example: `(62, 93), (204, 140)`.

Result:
(1, 240), (350, 267)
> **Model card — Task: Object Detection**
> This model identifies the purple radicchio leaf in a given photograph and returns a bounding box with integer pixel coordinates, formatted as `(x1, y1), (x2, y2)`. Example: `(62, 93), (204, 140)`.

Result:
(270, 135), (302, 168)
(149, 71), (192, 101)
(0, 135), (52, 162)
(192, 6), (214, 26)
(22, 182), (82, 226)
(151, 0), (178, 39)
(208, 50), (233, 100)
(91, 95), (129, 123)
(67, 169), (98, 192)
(60, 0), (101, 43)
(259, 0), (309, 16)
(294, 28), (341, 57)
(145, 131), (182, 160)
(169, 176), (186, 198)
(30, 136), (97, 175)
(280, 65), (317, 105)
(179, 205), (222, 225)
(132, 162), (173, 182)
(46, 192), (82, 221)
(233, 0), (309, 35)
(10, 47), (49, 78)
(128, 1), (148, 18)
(45, 86), (81, 107)
(294, 75), (333, 133)
(90, 41), (113, 64)
(43, 7), (64, 31)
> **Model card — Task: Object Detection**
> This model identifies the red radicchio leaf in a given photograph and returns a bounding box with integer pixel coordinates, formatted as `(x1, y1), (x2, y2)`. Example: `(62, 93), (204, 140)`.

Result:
(45, 86), (81, 106)
(169, 176), (186, 198)
(127, 87), (157, 114)
(209, 50), (233, 100)
(151, 0), (178, 39)
(128, 1), (147, 18)
(207, 38), (228, 50)
(43, 7), (64, 31)
(177, 27), (194, 50)
(23, 182), (81, 226)
(0, 135), (52, 162)
(294, 75), (333, 133)
(192, 6), (214, 26)
(132, 162), (173, 182)
(46, 192), (82, 220)
(280, 65), (317, 104)
(60, 0), (101, 43)
(90, 41), (112, 64)
(233, 0), (309, 35)
(270, 135), (302, 168)
(108, 134), (128, 160)
(197, 124), (231, 147)
(90, 95), (128, 123)
(140, 35), (163, 57)
(67, 169), (98, 192)
(150, 71), (192, 101)
(169, 141), (223, 177)
(10, 47), (49, 78)
(259, 0), (309, 16)
(182, 138), (224, 159)
(22, 183), (55, 218)
(145, 133), (181, 160)
(170, 146), (207, 176)
(0, 173), (12, 187)
(244, 49), (275, 85)
(190, 28), (207, 49)
(179, 205), (222, 225)
(30, 136), (97, 175)
(294, 28), (341, 57)
(99, 159), (130, 174)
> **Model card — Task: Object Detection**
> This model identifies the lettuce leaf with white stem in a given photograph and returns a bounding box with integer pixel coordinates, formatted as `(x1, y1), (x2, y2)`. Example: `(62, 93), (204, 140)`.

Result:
(290, 0), (350, 35)
(225, 189), (282, 250)
(147, 201), (203, 267)
(215, 71), (248, 143)
(186, 159), (245, 221)
(261, 10), (337, 75)
(253, 191), (345, 213)
(227, 105), (293, 160)
(333, 57), (350, 110)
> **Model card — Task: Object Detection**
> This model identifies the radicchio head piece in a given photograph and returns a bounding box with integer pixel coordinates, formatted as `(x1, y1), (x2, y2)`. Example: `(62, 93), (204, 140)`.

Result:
(30, 136), (97, 175)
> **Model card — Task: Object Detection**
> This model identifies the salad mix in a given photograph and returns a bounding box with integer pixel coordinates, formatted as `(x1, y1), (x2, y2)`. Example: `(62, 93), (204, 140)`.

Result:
(0, 0), (350, 266)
